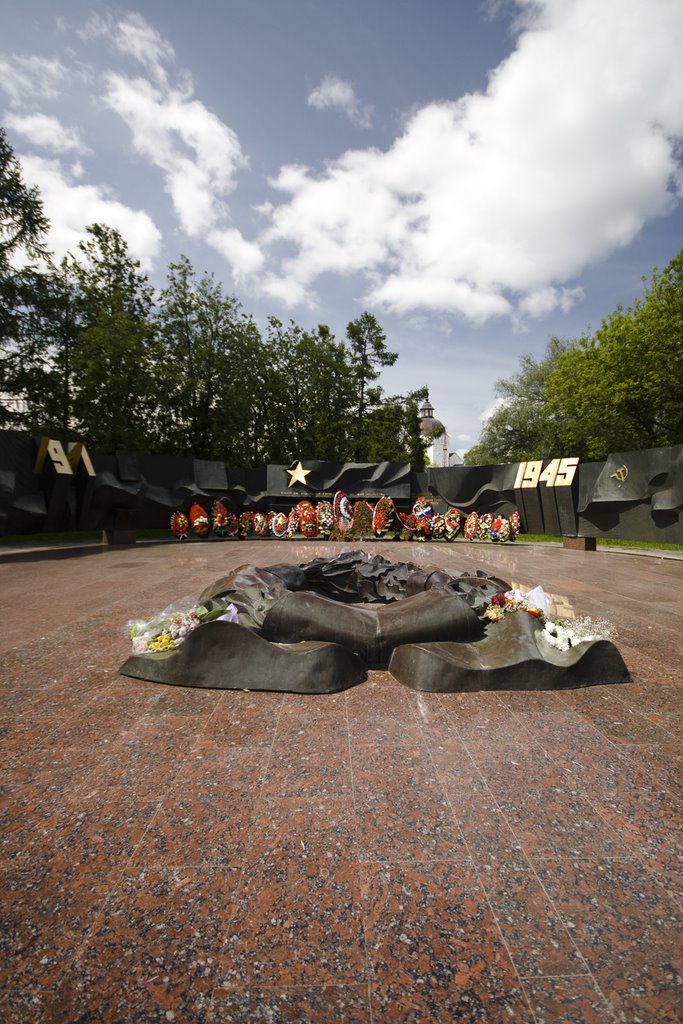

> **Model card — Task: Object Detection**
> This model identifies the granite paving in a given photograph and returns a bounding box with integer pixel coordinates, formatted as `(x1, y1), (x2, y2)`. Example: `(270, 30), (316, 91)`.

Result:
(1, 539), (681, 1022)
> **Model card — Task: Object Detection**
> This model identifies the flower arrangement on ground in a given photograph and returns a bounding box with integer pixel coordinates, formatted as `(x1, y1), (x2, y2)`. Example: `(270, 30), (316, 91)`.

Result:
(169, 498), (522, 543)
(483, 585), (616, 650)
(127, 599), (238, 654)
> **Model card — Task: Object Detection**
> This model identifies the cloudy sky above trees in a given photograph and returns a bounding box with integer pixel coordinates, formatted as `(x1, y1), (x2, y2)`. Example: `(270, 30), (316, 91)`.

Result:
(3, 0), (683, 452)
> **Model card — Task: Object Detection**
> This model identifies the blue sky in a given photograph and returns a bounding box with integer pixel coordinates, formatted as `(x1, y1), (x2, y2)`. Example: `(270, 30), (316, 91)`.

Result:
(3, 0), (683, 455)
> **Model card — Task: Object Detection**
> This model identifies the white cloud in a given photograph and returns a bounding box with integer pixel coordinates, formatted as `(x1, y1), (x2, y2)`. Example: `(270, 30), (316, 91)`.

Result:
(96, 14), (261, 281)
(480, 397), (507, 424)
(4, 113), (88, 154)
(19, 154), (162, 269)
(260, 0), (683, 323)
(517, 285), (584, 320)
(307, 76), (373, 128)
(0, 55), (70, 104)
(207, 228), (264, 279)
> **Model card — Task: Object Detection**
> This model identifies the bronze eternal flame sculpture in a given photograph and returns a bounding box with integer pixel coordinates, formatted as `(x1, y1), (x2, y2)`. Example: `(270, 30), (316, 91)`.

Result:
(119, 551), (630, 694)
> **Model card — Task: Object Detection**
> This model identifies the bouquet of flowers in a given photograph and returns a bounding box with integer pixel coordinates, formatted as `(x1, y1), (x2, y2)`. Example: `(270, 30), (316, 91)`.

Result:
(484, 585), (553, 623)
(543, 616), (616, 651)
(127, 598), (238, 654)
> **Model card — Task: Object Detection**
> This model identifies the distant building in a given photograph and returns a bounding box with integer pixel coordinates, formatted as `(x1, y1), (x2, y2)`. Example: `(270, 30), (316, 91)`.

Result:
(419, 395), (453, 468)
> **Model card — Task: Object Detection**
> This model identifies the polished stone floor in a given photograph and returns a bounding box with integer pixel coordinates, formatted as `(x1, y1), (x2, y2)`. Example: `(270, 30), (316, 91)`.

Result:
(1, 539), (681, 1023)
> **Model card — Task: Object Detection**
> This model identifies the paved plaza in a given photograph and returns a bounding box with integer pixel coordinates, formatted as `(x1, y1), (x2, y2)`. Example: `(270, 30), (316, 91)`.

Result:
(1, 539), (681, 1022)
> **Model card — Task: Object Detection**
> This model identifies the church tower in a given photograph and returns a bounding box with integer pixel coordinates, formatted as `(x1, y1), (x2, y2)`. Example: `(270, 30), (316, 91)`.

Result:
(419, 394), (451, 467)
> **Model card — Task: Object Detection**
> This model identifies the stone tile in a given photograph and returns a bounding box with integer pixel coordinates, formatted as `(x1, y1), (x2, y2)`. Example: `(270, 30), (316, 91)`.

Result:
(534, 857), (683, 1022)
(48, 864), (241, 1022)
(215, 855), (367, 988)
(2, 539), (681, 1022)
(476, 855), (586, 977)
(522, 975), (619, 1023)
(208, 984), (372, 1022)
(362, 860), (533, 1022)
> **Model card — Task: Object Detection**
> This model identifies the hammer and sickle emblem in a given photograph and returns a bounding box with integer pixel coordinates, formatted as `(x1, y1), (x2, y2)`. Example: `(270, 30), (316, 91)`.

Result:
(609, 464), (628, 483)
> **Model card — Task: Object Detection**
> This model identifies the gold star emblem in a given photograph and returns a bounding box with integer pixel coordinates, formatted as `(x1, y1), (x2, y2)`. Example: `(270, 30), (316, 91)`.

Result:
(286, 460), (312, 488)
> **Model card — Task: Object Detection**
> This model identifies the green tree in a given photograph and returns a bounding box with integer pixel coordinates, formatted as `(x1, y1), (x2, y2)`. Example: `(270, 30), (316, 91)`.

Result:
(65, 223), (160, 452)
(547, 250), (683, 458)
(345, 312), (398, 460)
(3, 266), (80, 439)
(464, 337), (573, 465)
(365, 386), (435, 470)
(0, 126), (50, 269)
(0, 126), (53, 428)
(156, 256), (249, 459)
(261, 318), (356, 462)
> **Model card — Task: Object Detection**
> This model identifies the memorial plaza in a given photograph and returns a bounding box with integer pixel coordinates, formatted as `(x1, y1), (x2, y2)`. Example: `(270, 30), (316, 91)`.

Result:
(1, 538), (681, 1022)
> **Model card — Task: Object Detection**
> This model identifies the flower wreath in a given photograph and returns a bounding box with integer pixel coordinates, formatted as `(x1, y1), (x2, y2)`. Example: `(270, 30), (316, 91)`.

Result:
(271, 511), (288, 538)
(333, 490), (353, 524)
(509, 510), (521, 539)
(412, 496), (433, 519)
(477, 512), (494, 540)
(444, 508), (461, 540)
(297, 500), (318, 538)
(238, 511), (254, 537)
(463, 511), (479, 541)
(286, 505), (300, 538)
(317, 500), (335, 535)
(170, 511), (189, 539)
(189, 502), (210, 537)
(253, 511), (270, 536)
(396, 510), (419, 533)
(210, 499), (230, 535)
(431, 513), (446, 539)
(489, 516), (511, 543)
(372, 495), (395, 534)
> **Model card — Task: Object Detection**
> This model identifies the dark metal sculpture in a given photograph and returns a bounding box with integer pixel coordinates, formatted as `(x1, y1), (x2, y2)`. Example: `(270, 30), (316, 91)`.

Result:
(119, 551), (630, 694)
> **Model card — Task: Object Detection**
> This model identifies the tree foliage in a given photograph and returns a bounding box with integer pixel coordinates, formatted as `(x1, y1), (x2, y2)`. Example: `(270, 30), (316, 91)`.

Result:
(464, 337), (572, 465)
(0, 126), (53, 428)
(466, 249), (683, 464)
(0, 132), (436, 464)
(345, 312), (398, 461)
(64, 224), (161, 452)
(546, 251), (683, 458)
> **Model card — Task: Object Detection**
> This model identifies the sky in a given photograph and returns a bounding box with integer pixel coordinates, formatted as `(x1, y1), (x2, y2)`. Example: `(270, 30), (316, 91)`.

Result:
(2, 0), (683, 457)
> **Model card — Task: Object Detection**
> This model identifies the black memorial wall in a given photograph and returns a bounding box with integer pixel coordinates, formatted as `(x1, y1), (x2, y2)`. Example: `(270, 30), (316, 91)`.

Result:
(0, 430), (680, 545)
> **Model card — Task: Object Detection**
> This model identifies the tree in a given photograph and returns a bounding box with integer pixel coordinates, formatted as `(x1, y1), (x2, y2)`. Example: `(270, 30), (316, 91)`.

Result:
(260, 318), (356, 463)
(345, 312), (398, 460)
(156, 256), (247, 459)
(464, 337), (573, 465)
(65, 224), (160, 452)
(0, 126), (53, 428)
(546, 249), (683, 458)
(365, 387), (434, 470)
(2, 266), (80, 439)
(0, 126), (50, 269)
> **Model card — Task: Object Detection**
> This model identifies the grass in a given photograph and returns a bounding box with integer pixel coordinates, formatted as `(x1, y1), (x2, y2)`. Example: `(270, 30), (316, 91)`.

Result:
(518, 533), (682, 552)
